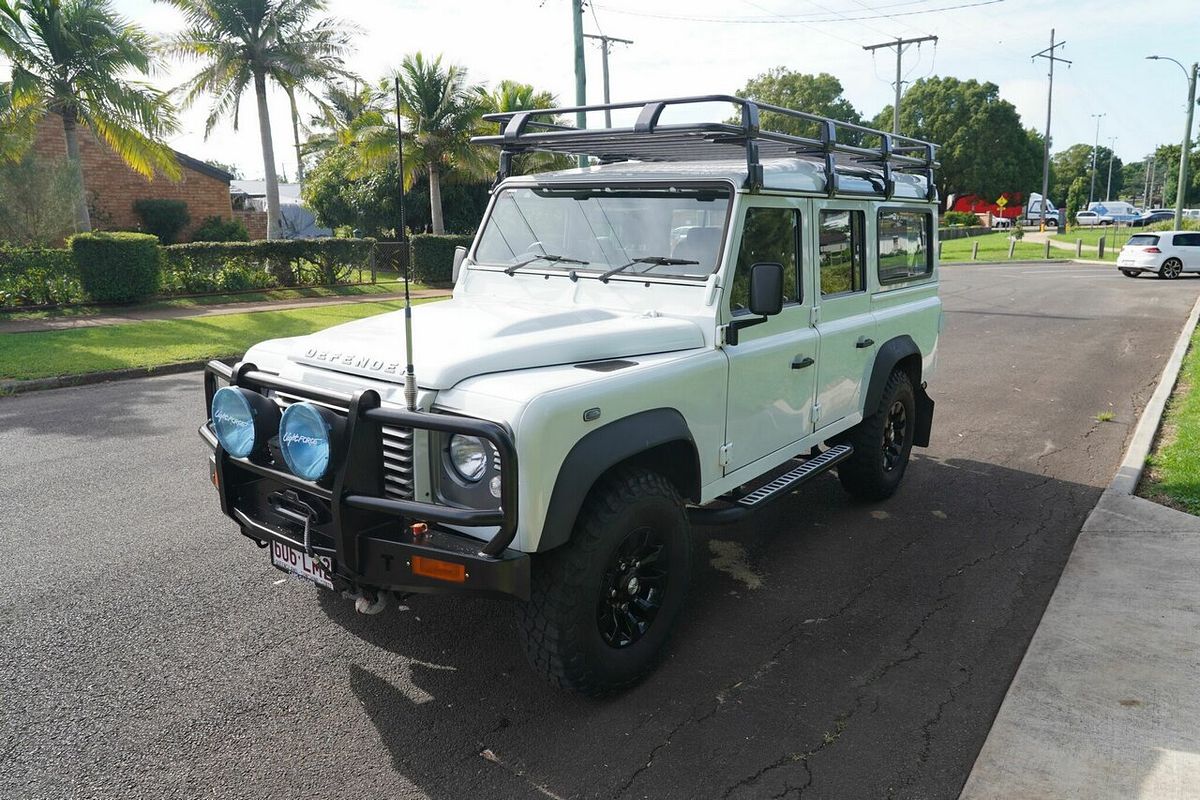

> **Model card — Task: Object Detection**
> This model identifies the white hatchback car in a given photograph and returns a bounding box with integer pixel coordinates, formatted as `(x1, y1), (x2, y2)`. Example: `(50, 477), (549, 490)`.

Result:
(1117, 231), (1200, 279)
(1074, 210), (1112, 227)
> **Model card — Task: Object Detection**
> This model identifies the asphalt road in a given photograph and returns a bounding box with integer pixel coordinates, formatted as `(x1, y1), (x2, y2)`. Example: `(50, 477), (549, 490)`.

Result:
(4, 263), (1199, 800)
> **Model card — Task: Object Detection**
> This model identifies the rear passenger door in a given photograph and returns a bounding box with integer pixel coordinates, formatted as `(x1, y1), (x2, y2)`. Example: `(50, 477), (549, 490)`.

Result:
(1174, 233), (1200, 266)
(812, 202), (876, 433)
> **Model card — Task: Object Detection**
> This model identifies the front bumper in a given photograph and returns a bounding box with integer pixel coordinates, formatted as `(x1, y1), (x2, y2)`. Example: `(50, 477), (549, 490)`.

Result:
(200, 360), (529, 600)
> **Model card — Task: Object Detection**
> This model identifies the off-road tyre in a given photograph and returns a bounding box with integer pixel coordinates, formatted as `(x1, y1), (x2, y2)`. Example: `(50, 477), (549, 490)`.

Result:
(1120, 269), (1140, 278)
(516, 467), (692, 696)
(1159, 259), (1183, 279)
(835, 369), (916, 501)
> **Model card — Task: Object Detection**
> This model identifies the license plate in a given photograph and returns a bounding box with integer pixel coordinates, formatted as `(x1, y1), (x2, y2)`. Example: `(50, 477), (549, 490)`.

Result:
(270, 541), (334, 589)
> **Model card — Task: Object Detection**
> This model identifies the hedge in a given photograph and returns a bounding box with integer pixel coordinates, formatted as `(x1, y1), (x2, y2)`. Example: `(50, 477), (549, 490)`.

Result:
(72, 232), (161, 303)
(0, 245), (80, 307)
(134, 199), (191, 244)
(160, 238), (375, 294)
(411, 234), (472, 284)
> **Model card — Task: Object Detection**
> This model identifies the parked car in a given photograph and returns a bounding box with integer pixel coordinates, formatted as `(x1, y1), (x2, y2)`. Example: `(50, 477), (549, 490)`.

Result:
(1086, 201), (1139, 223)
(1117, 231), (1200, 278)
(198, 94), (942, 694)
(1074, 210), (1112, 227)
(1129, 210), (1176, 228)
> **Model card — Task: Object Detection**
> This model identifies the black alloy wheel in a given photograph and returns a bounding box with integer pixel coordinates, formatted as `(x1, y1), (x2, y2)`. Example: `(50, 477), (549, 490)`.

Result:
(882, 400), (908, 473)
(597, 525), (669, 648)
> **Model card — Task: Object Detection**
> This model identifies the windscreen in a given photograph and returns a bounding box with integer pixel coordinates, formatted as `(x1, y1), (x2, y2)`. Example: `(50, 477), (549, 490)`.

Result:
(473, 187), (731, 280)
(1127, 235), (1159, 246)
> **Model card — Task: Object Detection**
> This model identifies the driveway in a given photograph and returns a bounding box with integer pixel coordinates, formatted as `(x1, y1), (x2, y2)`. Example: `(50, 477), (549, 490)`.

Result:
(3, 262), (1198, 799)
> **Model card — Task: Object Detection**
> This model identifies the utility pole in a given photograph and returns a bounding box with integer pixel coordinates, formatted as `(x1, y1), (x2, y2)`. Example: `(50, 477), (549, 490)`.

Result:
(1088, 113), (1104, 205)
(1106, 137), (1118, 201)
(571, 0), (587, 167)
(1148, 157), (1157, 207)
(583, 33), (634, 128)
(1031, 29), (1071, 229)
(863, 35), (938, 134)
(1147, 56), (1198, 228)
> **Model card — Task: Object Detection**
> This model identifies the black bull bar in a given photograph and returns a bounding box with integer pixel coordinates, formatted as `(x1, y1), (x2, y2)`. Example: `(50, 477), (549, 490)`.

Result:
(200, 360), (529, 600)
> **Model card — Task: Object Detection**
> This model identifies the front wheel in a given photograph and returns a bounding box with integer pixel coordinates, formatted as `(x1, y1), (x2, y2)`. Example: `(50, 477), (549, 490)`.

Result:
(1160, 259), (1183, 280)
(836, 369), (916, 501)
(516, 467), (692, 695)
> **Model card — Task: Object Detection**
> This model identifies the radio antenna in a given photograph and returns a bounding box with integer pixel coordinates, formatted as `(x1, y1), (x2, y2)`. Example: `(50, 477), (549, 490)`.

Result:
(395, 77), (416, 412)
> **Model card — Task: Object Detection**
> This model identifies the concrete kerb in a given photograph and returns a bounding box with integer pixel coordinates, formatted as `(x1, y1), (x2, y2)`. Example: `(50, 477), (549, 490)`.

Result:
(0, 358), (236, 396)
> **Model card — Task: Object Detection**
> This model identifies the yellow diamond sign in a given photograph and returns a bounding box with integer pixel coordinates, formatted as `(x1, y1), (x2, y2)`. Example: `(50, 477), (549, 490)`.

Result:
(995, 196), (1009, 208)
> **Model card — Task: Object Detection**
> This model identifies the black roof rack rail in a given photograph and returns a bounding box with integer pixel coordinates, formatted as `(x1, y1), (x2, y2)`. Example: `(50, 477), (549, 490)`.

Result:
(471, 94), (938, 200)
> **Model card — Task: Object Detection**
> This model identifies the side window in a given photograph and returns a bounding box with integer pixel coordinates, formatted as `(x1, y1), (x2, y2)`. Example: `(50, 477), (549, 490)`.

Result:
(1176, 233), (1200, 247)
(818, 209), (865, 296)
(730, 207), (800, 315)
(877, 209), (932, 284)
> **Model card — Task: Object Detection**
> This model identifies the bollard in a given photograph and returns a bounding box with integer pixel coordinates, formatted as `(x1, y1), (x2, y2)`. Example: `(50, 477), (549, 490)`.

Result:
(1044, 240), (1051, 259)
(1008, 239), (1016, 259)
(1097, 236), (1106, 259)
(972, 241), (980, 261)
(1076, 239), (1082, 258)
(937, 240), (943, 260)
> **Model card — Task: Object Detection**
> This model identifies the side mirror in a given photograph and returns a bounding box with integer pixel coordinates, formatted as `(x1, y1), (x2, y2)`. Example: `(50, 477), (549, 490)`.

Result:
(452, 246), (468, 282)
(748, 262), (784, 316)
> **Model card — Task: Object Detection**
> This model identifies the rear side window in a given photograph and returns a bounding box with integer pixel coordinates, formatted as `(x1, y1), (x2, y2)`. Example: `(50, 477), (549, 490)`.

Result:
(877, 209), (932, 284)
(1128, 235), (1160, 247)
(819, 209), (865, 295)
(731, 207), (800, 315)
(1175, 233), (1200, 247)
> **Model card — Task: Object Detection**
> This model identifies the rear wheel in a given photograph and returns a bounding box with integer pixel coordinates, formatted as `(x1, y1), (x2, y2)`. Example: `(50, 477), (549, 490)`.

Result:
(836, 369), (916, 501)
(516, 467), (692, 695)
(1160, 259), (1183, 279)
(1120, 269), (1140, 278)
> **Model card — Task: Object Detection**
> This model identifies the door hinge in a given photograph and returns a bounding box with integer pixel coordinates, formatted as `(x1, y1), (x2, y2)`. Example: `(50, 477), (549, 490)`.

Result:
(812, 403), (821, 424)
(719, 443), (733, 467)
(811, 306), (821, 324)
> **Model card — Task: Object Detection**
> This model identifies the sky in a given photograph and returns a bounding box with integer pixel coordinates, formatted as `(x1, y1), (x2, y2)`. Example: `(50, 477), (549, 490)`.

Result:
(42, 0), (1200, 182)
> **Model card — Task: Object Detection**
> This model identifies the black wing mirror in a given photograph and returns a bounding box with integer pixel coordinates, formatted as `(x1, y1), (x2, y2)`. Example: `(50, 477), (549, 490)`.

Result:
(727, 262), (785, 346)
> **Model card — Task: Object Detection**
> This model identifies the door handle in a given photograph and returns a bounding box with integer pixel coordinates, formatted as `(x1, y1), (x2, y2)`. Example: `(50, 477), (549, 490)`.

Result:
(791, 356), (815, 370)
(855, 336), (875, 349)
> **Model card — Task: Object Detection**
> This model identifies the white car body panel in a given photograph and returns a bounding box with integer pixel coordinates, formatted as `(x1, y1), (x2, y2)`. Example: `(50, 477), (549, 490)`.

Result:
(1116, 231), (1200, 274)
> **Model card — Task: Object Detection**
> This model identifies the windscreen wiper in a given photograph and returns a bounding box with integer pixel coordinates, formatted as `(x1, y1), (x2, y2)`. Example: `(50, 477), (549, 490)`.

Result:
(504, 253), (590, 276)
(598, 256), (700, 283)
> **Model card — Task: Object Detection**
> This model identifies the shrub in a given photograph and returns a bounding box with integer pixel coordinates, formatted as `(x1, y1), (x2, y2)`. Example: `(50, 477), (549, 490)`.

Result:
(0, 245), (80, 307)
(410, 234), (472, 284)
(192, 215), (250, 242)
(133, 199), (191, 244)
(941, 211), (979, 227)
(159, 238), (374, 294)
(71, 231), (161, 302)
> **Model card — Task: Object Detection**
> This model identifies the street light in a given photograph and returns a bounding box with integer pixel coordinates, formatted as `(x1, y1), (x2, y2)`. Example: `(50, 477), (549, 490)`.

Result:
(1089, 112), (1105, 206)
(1146, 55), (1198, 229)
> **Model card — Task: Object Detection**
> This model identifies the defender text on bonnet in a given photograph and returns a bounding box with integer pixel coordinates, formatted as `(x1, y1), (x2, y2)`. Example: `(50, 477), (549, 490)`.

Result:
(200, 95), (941, 695)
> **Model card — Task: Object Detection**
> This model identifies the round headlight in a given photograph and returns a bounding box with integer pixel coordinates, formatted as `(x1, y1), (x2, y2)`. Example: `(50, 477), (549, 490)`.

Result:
(279, 402), (342, 481)
(211, 386), (278, 458)
(448, 434), (489, 482)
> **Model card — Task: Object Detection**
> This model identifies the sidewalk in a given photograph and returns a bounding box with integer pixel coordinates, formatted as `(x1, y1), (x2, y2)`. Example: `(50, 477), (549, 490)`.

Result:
(0, 287), (450, 335)
(960, 295), (1200, 800)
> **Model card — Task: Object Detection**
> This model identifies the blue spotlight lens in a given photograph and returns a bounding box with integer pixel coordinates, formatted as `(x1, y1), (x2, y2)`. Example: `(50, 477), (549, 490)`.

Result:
(211, 387), (258, 458)
(279, 402), (335, 481)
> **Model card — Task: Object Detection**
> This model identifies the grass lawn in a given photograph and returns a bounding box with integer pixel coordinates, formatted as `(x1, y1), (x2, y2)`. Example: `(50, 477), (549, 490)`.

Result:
(0, 298), (441, 382)
(1140, 326), (1200, 514)
(0, 280), (424, 323)
(940, 232), (1049, 262)
(1050, 227), (1142, 261)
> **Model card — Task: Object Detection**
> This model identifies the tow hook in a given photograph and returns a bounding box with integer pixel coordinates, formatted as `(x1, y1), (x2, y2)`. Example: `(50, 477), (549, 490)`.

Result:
(341, 588), (391, 615)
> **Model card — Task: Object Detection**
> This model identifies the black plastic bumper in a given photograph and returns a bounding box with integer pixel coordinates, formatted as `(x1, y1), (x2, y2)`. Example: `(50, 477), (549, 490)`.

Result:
(201, 360), (529, 601)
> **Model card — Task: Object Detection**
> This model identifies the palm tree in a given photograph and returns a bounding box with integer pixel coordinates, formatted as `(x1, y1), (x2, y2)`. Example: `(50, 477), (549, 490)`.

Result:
(164, 0), (353, 239)
(300, 79), (379, 158)
(0, 0), (179, 232)
(476, 80), (572, 176)
(393, 52), (489, 235)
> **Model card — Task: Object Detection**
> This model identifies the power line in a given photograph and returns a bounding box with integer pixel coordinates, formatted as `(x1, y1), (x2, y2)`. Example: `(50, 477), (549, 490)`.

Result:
(863, 35), (939, 133)
(735, 0), (866, 49)
(590, 0), (1003, 25)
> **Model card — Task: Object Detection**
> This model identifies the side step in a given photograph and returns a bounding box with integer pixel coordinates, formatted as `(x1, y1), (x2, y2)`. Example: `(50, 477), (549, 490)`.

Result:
(687, 443), (854, 525)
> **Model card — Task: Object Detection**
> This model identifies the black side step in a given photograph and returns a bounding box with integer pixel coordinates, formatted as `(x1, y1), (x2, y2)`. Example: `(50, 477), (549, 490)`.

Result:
(687, 443), (854, 525)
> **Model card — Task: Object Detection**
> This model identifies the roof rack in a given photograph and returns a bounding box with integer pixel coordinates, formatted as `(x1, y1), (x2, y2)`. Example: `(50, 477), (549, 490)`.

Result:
(471, 94), (939, 201)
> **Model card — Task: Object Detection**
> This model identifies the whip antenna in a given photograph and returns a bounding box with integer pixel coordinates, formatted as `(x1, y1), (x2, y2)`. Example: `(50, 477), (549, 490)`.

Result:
(395, 77), (416, 412)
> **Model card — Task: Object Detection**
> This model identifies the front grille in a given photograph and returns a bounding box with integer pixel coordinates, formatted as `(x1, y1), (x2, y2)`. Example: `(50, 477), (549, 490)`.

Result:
(273, 391), (415, 501)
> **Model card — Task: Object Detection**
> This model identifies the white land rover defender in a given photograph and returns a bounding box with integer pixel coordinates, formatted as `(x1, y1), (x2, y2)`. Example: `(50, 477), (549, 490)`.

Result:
(200, 95), (941, 694)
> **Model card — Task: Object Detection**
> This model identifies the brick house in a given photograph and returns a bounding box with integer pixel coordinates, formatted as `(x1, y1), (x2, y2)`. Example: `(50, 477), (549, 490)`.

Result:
(32, 113), (235, 241)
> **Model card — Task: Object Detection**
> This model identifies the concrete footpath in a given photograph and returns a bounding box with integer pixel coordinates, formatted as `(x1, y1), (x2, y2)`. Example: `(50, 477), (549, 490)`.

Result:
(0, 286), (449, 335)
(961, 295), (1200, 799)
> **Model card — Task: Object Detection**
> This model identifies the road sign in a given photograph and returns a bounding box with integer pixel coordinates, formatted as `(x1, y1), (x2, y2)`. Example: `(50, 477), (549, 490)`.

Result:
(995, 196), (1008, 208)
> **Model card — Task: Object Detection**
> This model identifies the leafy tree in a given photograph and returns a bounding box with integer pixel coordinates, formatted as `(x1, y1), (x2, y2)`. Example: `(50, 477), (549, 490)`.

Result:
(873, 77), (1041, 210)
(1153, 139), (1200, 208)
(733, 68), (862, 139)
(1050, 143), (1123, 206)
(203, 158), (242, 178)
(165, 0), (354, 239)
(0, 150), (78, 244)
(0, 0), (179, 232)
(1065, 176), (1086, 226)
